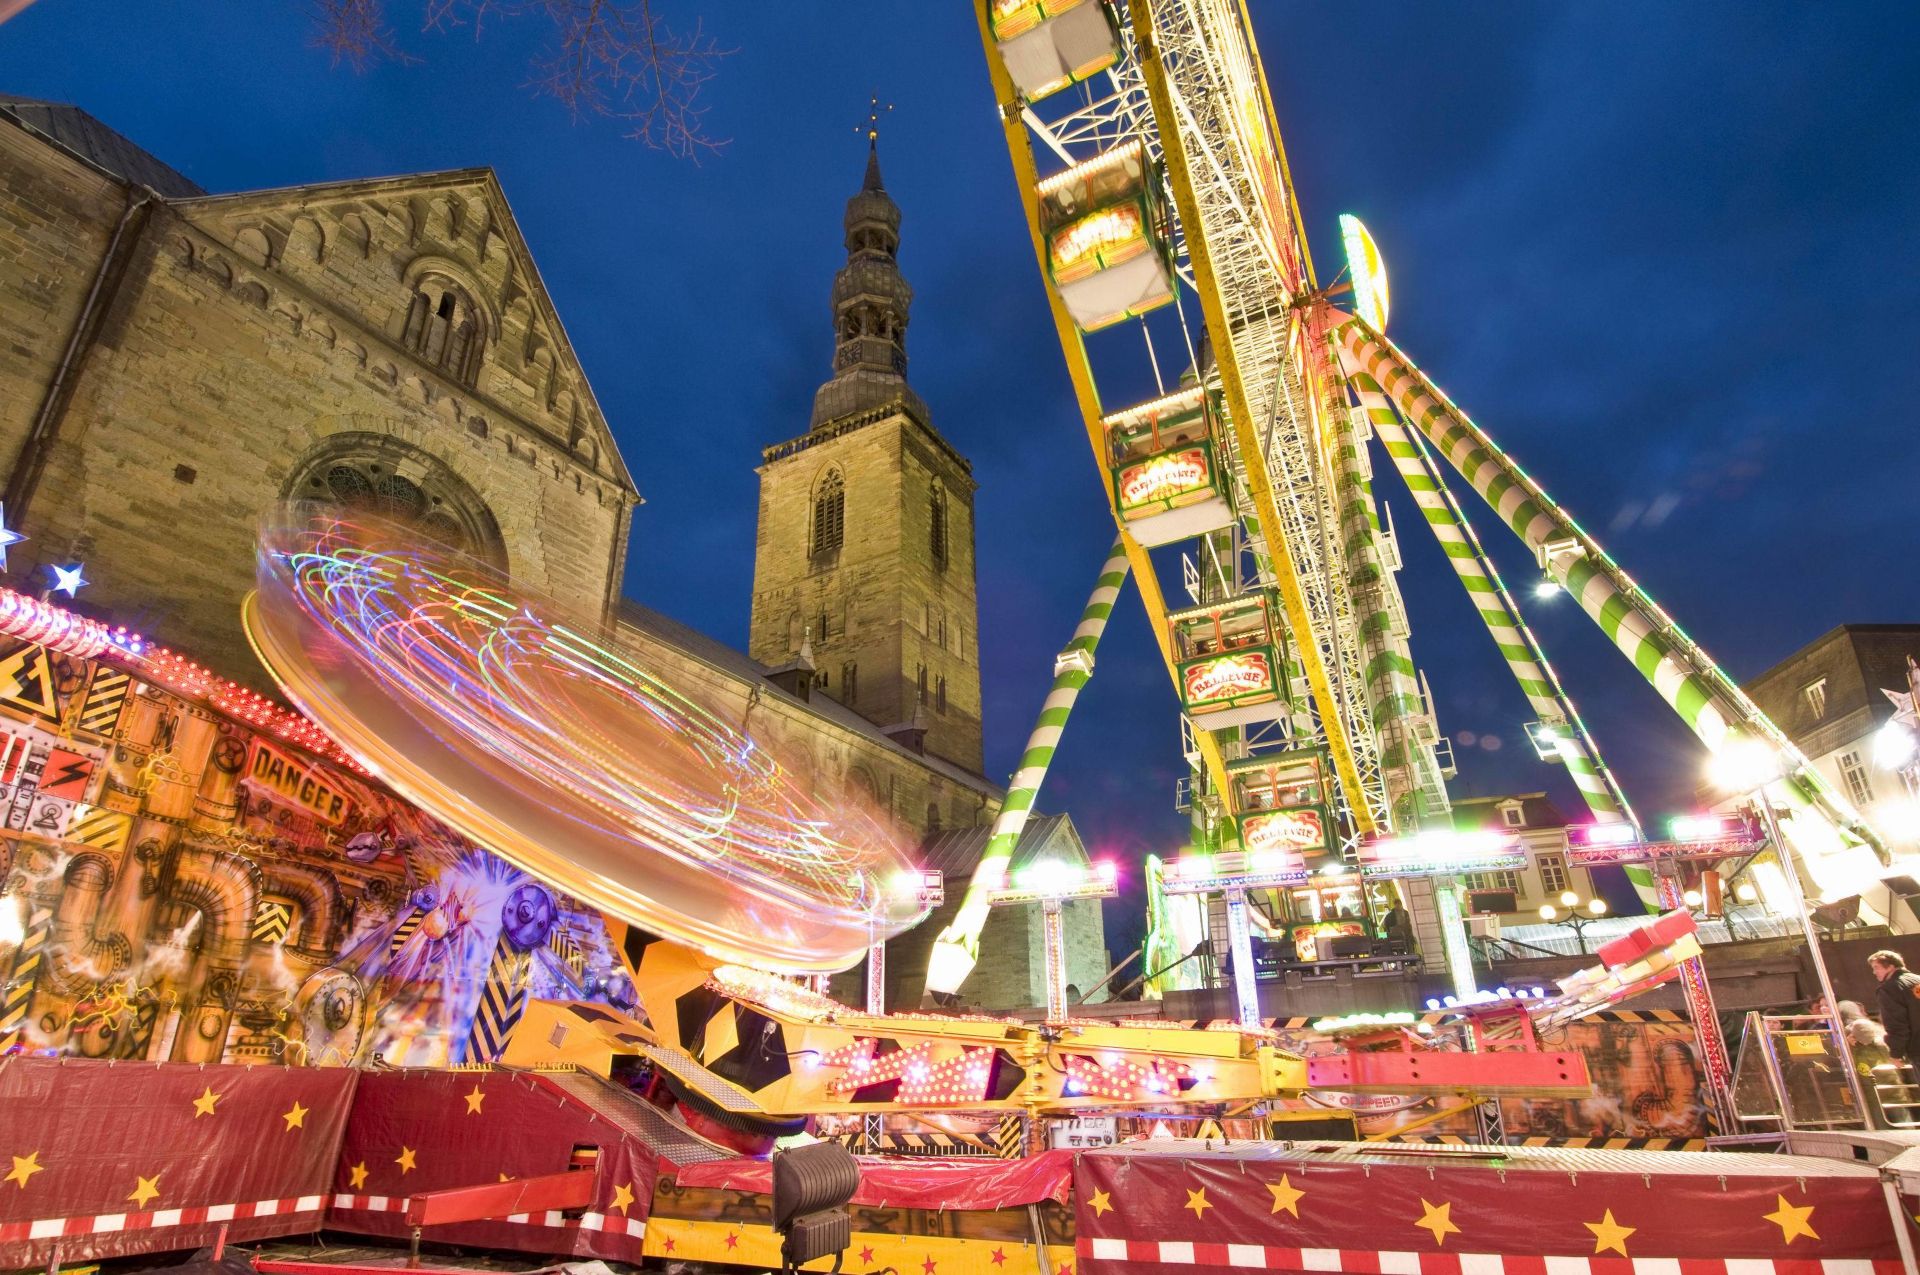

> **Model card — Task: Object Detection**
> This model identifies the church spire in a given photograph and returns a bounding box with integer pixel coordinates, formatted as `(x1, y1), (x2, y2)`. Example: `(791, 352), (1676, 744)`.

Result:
(810, 119), (928, 430)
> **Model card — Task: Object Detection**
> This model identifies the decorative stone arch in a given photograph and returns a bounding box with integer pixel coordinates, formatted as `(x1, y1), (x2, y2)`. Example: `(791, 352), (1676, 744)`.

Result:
(284, 428), (507, 570)
(399, 255), (496, 387)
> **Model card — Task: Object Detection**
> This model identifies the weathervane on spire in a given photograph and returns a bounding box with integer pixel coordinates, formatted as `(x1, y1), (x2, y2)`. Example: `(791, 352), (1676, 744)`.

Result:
(858, 93), (892, 146)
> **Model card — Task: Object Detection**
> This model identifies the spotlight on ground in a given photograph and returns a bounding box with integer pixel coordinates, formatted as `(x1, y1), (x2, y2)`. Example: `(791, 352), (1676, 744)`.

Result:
(772, 1141), (861, 1271)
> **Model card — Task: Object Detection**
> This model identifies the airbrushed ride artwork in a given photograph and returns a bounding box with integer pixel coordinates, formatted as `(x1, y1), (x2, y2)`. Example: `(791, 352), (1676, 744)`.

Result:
(0, 594), (630, 1068)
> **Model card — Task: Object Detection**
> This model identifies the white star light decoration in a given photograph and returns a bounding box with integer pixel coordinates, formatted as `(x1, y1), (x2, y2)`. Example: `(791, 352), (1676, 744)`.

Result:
(0, 502), (24, 571)
(49, 563), (88, 596)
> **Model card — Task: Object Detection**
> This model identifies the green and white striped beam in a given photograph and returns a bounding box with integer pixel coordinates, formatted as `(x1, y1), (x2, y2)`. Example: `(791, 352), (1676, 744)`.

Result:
(924, 539), (1131, 1000)
(1334, 336), (1655, 904)
(1324, 346), (1442, 828)
(1333, 316), (1884, 879)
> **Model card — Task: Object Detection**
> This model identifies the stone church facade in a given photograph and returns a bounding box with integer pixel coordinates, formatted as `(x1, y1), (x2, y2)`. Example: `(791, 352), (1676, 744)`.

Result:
(0, 95), (1104, 1011)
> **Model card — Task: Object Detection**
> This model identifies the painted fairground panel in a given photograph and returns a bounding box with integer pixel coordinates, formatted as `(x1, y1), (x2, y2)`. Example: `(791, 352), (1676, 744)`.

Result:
(1267, 1012), (1710, 1143)
(0, 636), (629, 1066)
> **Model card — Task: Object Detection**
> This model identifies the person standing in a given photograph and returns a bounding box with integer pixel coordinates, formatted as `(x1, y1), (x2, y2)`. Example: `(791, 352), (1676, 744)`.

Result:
(1870, 950), (1920, 1066)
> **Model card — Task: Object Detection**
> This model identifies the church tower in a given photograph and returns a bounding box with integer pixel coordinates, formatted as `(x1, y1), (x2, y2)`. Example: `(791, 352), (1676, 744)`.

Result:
(749, 139), (984, 774)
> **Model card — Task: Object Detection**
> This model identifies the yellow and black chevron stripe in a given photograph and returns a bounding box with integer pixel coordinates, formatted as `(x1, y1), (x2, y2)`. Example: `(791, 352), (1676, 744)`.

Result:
(389, 909), (423, 956)
(465, 941), (532, 1063)
(0, 906), (54, 1049)
(995, 1113), (1027, 1159)
(549, 927), (585, 979)
(252, 899), (293, 946)
(74, 666), (132, 738)
(67, 805), (131, 854)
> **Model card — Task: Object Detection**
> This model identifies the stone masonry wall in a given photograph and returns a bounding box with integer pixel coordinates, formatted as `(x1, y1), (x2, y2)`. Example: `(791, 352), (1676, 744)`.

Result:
(0, 145), (635, 686)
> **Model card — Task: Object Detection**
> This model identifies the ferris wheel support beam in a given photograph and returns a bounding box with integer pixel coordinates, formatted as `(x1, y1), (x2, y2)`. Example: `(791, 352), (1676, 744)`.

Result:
(1125, 0), (1377, 836)
(923, 540), (1131, 1001)
(1332, 316), (1889, 893)
(968, 0), (1234, 814)
(1334, 334), (1651, 905)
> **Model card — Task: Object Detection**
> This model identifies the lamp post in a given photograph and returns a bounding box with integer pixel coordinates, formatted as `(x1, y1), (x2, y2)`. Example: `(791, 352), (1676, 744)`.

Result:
(1709, 738), (1872, 1126)
(1536, 891), (1607, 954)
(985, 858), (1119, 1021)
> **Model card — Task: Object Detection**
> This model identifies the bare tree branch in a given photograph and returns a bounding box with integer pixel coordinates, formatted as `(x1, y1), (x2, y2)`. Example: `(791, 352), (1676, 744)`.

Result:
(309, 0), (731, 158)
(309, 0), (418, 71)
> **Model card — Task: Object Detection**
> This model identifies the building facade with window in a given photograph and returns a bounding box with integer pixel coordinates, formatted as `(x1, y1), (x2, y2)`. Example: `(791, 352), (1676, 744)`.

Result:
(747, 142), (985, 774)
(1742, 624), (1920, 842)
(1451, 793), (1603, 923)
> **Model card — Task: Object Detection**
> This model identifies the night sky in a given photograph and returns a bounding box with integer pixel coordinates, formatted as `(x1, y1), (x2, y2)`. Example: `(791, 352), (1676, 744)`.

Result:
(8, 4), (1920, 952)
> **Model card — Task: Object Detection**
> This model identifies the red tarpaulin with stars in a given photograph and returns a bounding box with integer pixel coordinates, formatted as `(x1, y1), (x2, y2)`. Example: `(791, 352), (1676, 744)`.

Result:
(675, 1146), (1075, 1209)
(325, 1068), (654, 1263)
(0, 1056), (356, 1267)
(1073, 1141), (1905, 1275)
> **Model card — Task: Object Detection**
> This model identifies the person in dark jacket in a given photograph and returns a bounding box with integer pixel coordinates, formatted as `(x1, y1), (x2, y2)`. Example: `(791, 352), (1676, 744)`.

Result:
(1870, 950), (1920, 1065)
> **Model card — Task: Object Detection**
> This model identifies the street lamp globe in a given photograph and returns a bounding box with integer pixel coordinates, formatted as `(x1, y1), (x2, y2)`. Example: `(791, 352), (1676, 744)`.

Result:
(1558, 890), (1578, 908)
(1683, 889), (1703, 908)
(1874, 719), (1920, 770)
(1707, 737), (1783, 794)
(1537, 904), (1557, 921)
(1586, 897), (1607, 916)
(1734, 881), (1759, 903)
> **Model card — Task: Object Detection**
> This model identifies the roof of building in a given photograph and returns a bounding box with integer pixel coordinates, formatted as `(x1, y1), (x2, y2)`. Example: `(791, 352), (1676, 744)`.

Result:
(918, 813), (1082, 878)
(614, 598), (998, 795)
(0, 94), (205, 197)
(1450, 792), (1570, 830)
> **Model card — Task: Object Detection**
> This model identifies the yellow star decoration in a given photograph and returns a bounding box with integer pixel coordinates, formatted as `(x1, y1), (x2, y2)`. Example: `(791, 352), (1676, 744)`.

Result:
(1585, 1209), (1635, 1257)
(463, 1085), (486, 1115)
(127, 1173), (162, 1209)
(395, 1146), (418, 1174)
(610, 1182), (636, 1214)
(282, 1101), (309, 1131)
(1763, 1195), (1818, 1244)
(1184, 1187), (1212, 1219)
(1087, 1189), (1113, 1217)
(191, 1087), (220, 1118)
(1267, 1175), (1304, 1217)
(1415, 1199), (1460, 1247)
(348, 1162), (369, 1189)
(5, 1152), (43, 1189)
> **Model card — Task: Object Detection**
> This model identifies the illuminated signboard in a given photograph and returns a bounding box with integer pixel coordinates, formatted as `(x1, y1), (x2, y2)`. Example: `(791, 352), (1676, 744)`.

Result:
(1181, 650), (1276, 711)
(1240, 807), (1325, 856)
(1162, 847), (1308, 894)
(1116, 446), (1213, 514)
(1339, 213), (1389, 332)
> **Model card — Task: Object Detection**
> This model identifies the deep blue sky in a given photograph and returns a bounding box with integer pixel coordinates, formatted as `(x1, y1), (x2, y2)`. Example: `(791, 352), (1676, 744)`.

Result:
(8, 4), (1920, 943)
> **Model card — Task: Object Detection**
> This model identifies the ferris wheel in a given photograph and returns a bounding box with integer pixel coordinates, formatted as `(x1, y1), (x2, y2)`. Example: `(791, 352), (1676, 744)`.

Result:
(925, 0), (1895, 1113)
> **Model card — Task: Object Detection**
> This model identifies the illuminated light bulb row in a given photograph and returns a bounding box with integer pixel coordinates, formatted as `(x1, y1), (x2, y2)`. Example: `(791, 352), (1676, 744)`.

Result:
(134, 642), (366, 773)
(1423, 987), (1547, 1012)
(0, 585), (122, 660)
(1060, 1053), (1194, 1101)
(818, 1037), (998, 1106)
(709, 968), (845, 1022)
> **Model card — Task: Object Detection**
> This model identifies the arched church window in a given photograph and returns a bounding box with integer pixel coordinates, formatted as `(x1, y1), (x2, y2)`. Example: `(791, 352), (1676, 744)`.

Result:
(288, 432), (506, 571)
(935, 675), (947, 715)
(812, 469), (845, 556)
(402, 274), (485, 386)
(930, 483), (948, 572)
